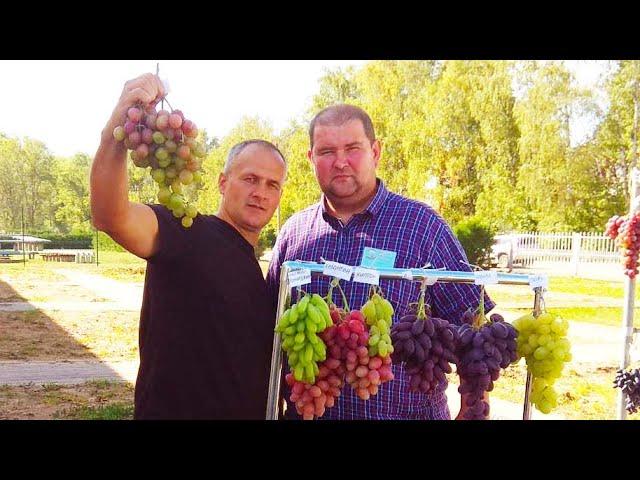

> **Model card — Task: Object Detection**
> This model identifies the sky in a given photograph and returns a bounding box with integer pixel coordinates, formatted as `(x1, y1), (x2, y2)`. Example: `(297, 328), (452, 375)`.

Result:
(0, 60), (612, 158)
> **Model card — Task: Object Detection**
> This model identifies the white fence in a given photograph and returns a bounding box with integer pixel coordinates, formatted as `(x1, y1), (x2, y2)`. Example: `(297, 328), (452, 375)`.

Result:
(41, 249), (95, 264)
(512, 232), (617, 276)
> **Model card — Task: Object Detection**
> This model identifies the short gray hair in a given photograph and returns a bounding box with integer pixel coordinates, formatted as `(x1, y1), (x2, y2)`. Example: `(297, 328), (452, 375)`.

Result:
(224, 139), (287, 174)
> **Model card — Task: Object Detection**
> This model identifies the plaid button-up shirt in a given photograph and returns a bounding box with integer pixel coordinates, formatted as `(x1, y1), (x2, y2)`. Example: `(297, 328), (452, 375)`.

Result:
(266, 180), (495, 420)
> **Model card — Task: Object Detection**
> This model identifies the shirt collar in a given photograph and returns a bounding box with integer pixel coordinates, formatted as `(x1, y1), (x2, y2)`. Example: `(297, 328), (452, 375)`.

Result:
(320, 178), (389, 223)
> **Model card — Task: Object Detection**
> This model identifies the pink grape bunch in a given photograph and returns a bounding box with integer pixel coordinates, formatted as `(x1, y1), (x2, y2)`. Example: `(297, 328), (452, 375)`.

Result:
(285, 354), (344, 420)
(324, 303), (394, 401)
(605, 214), (640, 278)
(112, 104), (206, 228)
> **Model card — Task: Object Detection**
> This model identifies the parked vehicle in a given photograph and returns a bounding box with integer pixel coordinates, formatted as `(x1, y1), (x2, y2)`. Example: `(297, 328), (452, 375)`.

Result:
(490, 234), (539, 270)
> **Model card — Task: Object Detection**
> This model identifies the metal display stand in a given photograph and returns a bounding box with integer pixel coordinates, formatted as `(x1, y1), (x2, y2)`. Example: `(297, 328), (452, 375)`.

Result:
(266, 260), (545, 420)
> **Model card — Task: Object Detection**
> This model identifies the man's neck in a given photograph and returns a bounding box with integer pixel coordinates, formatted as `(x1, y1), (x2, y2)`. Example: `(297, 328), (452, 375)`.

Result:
(215, 210), (259, 247)
(324, 183), (378, 225)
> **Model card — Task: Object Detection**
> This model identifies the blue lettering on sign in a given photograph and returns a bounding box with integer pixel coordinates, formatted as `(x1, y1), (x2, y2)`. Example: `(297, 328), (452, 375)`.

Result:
(360, 247), (397, 269)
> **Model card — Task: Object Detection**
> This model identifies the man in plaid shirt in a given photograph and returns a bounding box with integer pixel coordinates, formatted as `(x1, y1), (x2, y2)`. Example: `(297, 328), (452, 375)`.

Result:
(266, 104), (495, 420)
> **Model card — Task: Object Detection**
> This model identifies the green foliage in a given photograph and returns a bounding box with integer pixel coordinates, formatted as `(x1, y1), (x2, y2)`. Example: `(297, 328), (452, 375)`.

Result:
(452, 216), (496, 267)
(93, 231), (126, 252)
(36, 233), (93, 249)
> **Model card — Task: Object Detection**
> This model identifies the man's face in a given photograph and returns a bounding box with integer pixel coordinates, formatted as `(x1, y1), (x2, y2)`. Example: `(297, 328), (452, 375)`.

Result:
(307, 119), (380, 200)
(218, 145), (286, 233)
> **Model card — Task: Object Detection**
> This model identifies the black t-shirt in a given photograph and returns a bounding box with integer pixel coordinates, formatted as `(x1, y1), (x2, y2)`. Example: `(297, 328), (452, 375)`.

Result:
(134, 205), (275, 420)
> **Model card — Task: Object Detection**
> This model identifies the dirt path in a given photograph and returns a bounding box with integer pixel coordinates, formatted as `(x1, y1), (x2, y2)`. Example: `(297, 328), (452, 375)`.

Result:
(0, 301), (139, 312)
(0, 360), (138, 385)
(53, 269), (143, 306)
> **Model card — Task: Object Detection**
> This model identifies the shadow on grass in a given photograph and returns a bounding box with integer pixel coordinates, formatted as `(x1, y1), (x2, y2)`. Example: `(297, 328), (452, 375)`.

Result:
(0, 277), (127, 384)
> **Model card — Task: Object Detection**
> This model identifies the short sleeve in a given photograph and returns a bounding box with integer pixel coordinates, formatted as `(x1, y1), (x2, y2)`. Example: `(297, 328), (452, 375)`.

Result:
(427, 222), (495, 325)
(146, 204), (191, 263)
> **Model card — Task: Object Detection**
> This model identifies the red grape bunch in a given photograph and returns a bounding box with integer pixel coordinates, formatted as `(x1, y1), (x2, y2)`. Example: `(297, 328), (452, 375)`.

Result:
(390, 285), (458, 395)
(605, 213), (640, 278)
(324, 282), (394, 401)
(113, 103), (206, 228)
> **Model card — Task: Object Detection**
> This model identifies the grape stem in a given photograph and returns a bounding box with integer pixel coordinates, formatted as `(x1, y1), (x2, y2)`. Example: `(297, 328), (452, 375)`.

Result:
(324, 277), (339, 307)
(335, 281), (351, 313)
(416, 281), (427, 320)
(474, 285), (486, 329)
(163, 96), (174, 112)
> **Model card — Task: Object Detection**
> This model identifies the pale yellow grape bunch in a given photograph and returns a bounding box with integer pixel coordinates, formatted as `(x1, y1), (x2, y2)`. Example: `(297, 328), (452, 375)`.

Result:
(513, 312), (571, 414)
(361, 292), (395, 357)
(529, 378), (558, 414)
(113, 104), (206, 228)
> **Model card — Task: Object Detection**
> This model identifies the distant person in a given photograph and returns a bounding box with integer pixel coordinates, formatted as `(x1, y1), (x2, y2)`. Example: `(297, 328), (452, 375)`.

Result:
(91, 73), (287, 419)
(267, 104), (494, 420)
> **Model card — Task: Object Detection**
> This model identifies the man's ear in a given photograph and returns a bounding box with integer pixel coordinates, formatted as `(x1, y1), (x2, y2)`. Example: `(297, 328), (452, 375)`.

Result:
(307, 149), (313, 163)
(218, 172), (227, 195)
(371, 140), (382, 168)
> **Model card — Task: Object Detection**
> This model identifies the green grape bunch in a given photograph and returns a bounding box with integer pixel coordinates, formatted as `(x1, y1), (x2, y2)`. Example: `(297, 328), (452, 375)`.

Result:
(113, 103), (206, 228)
(275, 293), (334, 384)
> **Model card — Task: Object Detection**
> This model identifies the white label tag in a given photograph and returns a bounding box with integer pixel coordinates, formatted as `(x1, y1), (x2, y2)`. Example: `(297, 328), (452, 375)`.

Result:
(423, 276), (438, 286)
(353, 267), (380, 285)
(474, 271), (499, 285)
(323, 261), (354, 281)
(528, 274), (549, 290)
(288, 269), (311, 288)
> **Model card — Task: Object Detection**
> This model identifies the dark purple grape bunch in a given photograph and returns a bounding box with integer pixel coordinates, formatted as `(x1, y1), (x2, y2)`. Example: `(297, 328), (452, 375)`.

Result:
(613, 367), (640, 414)
(390, 288), (458, 395)
(455, 309), (519, 420)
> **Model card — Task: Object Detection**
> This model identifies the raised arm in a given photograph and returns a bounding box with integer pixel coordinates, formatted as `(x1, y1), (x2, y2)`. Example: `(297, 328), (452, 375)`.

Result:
(90, 73), (165, 259)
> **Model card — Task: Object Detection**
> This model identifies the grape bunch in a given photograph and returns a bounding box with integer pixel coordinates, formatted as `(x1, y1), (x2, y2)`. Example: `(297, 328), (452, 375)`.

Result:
(391, 291), (458, 396)
(513, 311), (571, 414)
(613, 367), (640, 414)
(324, 307), (394, 400)
(605, 215), (623, 240)
(285, 357), (344, 420)
(605, 213), (640, 278)
(455, 311), (519, 419)
(275, 293), (333, 384)
(113, 103), (206, 228)
(361, 289), (395, 357)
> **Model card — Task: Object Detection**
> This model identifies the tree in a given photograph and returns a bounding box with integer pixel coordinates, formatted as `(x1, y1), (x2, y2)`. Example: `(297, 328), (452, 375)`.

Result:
(592, 61), (639, 217)
(513, 61), (596, 231)
(0, 136), (23, 231)
(51, 154), (93, 234)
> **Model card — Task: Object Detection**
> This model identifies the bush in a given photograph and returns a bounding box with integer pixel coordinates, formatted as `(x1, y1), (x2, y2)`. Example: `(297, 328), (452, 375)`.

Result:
(255, 223), (277, 260)
(93, 231), (126, 252)
(453, 217), (496, 268)
(36, 233), (93, 249)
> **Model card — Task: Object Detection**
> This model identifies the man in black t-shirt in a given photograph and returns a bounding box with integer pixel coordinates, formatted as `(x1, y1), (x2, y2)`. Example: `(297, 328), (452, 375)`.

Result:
(90, 73), (287, 419)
